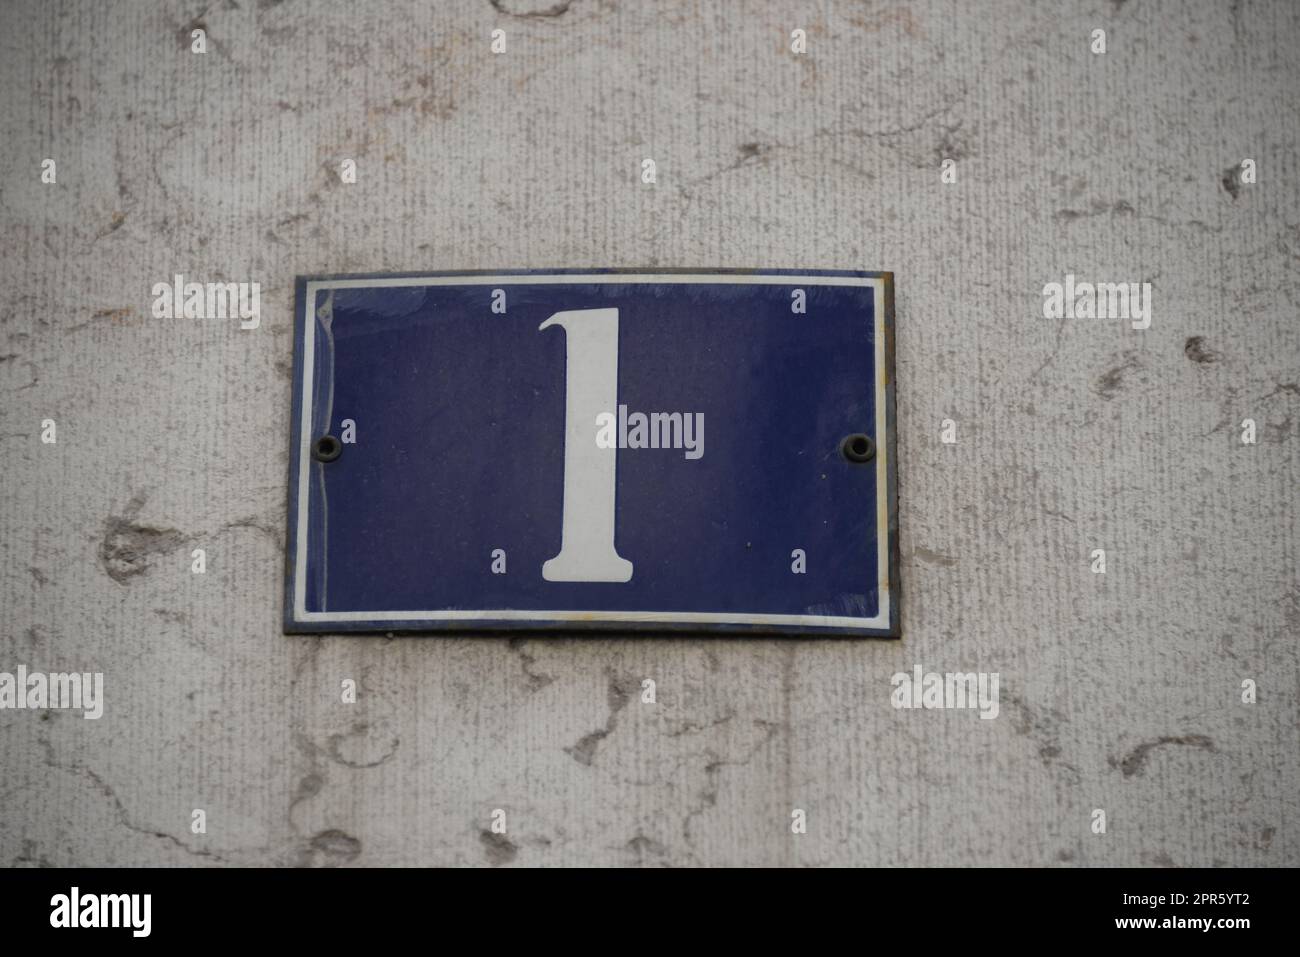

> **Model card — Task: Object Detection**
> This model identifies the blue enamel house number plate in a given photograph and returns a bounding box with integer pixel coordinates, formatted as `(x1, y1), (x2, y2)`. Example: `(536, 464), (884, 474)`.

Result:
(284, 270), (899, 636)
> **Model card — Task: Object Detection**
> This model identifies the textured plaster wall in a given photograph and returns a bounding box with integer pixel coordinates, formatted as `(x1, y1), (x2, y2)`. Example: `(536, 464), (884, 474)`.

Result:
(0, 0), (1297, 867)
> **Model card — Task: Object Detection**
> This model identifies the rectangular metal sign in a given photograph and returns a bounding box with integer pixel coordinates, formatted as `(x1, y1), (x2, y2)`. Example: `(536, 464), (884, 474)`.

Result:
(285, 270), (899, 635)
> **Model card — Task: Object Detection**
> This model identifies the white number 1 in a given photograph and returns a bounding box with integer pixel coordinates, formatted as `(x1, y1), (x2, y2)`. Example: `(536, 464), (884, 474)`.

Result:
(539, 308), (634, 582)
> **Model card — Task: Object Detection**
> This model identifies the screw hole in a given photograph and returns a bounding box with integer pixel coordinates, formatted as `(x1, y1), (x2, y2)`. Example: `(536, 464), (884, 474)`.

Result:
(841, 433), (875, 463)
(312, 435), (342, 462)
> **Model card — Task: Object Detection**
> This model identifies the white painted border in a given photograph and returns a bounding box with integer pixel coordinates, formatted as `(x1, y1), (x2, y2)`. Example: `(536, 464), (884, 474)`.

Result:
(294, 274), (889, 629)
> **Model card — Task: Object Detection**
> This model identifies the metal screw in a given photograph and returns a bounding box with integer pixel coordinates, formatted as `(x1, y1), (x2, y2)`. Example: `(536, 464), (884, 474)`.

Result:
(312, 435), (342, 462)
(840, 433), (875, 463)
